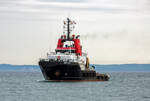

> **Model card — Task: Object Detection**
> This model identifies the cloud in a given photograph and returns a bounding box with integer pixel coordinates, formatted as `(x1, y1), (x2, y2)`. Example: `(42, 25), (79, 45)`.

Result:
(0, 0), (150, 23)
(1, 0), (149, 14)
(37, 0), (85, 3)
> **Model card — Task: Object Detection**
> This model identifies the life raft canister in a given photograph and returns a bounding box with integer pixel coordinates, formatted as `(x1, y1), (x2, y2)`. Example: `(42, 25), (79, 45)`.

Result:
(57, 56), (61, 60)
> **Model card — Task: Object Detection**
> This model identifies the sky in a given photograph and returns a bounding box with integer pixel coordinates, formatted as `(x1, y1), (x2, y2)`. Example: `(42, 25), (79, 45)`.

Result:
(0, 0), (150, 65)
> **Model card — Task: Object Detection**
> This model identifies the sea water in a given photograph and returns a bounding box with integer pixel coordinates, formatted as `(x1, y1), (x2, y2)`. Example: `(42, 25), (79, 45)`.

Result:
(0, 71), (150, 101)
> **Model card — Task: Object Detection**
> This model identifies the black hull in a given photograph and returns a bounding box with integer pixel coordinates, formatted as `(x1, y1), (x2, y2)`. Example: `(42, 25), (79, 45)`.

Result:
(39, 60), (109, 81)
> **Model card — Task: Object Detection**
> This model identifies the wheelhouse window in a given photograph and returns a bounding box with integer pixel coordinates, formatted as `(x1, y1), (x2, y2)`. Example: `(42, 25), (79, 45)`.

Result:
(55, 49), (76, 53)
(63, 41), (75, 48)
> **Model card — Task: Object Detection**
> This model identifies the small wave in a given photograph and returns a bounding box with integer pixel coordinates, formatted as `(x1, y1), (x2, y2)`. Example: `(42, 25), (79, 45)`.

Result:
(142, 96), (150, 99)
(36, 80), (47, 82)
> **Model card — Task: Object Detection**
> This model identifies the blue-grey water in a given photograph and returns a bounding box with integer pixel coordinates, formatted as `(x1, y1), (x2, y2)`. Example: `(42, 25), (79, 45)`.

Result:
(0, 71), (150, 101)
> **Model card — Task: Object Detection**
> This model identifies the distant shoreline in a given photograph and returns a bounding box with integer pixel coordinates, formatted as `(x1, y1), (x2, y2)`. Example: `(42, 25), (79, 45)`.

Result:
(0, 64), (150, 72)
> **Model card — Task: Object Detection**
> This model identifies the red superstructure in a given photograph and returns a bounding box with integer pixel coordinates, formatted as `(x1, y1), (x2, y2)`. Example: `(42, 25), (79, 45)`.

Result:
(56, 35), (82, 56)
(55, 18), (82, 56)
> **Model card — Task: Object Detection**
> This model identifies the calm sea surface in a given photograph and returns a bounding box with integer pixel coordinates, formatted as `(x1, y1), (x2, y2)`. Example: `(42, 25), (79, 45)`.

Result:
(0, 71), (150, 101)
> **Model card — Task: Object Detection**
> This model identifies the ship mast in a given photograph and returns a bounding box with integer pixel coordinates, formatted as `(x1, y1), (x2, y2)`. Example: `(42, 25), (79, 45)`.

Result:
(63, 18), (76, 40)
(67, 18), (70, 40)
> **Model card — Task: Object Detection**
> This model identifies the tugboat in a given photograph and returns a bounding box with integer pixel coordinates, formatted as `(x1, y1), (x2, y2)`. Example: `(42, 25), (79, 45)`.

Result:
(39, 18), (109, 81)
